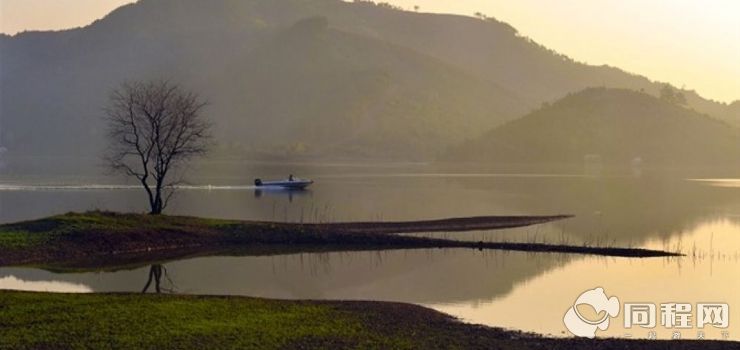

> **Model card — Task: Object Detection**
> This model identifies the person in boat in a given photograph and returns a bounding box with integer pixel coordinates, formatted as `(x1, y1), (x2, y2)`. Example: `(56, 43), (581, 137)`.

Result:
(289, 174), (294, 181)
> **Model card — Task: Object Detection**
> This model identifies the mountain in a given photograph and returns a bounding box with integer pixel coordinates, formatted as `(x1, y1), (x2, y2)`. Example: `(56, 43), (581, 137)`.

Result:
(213, 17), (523, 158)
(730, 101), (740, 116)
(0, 0), (737, 161)
(446, 88), (740, 165)
(329, 2), (739, 124)
(0, 0), (524, 160)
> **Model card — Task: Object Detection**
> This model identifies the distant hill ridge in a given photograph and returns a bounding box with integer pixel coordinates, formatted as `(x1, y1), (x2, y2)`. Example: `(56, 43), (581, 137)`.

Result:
(446, 88), (740, 165)
(1, 0), (737, 160)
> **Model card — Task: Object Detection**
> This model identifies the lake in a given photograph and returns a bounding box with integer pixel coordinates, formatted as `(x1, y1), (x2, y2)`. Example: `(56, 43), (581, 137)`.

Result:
(1, 160), (738, 340)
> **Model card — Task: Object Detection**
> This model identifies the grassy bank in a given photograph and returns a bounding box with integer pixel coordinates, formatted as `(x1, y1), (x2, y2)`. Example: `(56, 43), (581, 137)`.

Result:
(0, 291), (734, 350)
(0, 211), (679, 268)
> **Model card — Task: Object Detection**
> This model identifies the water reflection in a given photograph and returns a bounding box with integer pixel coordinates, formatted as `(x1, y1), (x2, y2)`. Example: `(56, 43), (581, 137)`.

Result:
(0, 235), (737, 340)
(0, 275), (91, 293)
(141, 264), (176, 294)
(253, 187), (311, 203)
(1, 163), (740, 340)
(431, 219), (740, 340)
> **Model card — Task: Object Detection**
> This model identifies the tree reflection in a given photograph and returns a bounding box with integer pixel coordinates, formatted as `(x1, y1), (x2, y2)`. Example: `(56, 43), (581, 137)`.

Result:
(141, 264), (174, 294)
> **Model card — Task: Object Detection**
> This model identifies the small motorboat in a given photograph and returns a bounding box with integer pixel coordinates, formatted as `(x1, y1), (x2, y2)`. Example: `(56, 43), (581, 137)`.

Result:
(254, 176), (313, 190)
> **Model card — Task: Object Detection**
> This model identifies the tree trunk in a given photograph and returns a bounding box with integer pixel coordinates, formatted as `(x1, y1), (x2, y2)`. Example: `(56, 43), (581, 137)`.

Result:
(150, 186), (163, 215)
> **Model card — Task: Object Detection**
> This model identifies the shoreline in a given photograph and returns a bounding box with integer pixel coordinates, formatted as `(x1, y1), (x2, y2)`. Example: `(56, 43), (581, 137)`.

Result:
(0, 211), (680, 268)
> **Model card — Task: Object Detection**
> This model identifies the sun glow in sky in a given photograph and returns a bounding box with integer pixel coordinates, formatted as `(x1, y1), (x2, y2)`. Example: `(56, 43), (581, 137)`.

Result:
(1, 0), (738, 103)
(388, 0), (740, 104)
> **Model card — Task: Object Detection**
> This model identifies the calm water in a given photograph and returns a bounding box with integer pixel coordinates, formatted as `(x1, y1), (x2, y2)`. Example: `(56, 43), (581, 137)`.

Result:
(1, 160), (739, 340)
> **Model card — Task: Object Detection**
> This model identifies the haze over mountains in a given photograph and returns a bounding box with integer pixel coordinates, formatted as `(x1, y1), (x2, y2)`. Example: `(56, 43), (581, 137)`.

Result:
(1, 0), (738, 163)
(447, 88), (740, 165)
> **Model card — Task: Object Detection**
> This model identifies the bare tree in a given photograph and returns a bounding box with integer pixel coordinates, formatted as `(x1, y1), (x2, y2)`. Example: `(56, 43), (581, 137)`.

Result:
(104, 80), (211, 215)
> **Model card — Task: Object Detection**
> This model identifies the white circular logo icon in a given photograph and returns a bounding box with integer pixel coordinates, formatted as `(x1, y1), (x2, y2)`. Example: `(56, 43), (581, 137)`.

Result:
(563, 287), (620, 338)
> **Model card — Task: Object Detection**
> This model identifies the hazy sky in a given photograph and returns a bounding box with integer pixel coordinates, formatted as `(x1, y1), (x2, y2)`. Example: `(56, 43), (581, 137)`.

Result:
(1, 0), (738, 103)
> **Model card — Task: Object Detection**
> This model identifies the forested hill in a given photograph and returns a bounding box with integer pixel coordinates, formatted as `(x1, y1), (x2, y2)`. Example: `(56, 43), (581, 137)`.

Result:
(446, 88), (740, 166)
(1, 0), (736, 160)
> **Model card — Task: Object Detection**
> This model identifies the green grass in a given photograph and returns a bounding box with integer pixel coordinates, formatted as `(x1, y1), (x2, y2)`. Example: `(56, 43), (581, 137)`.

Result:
(0, 230), (50, 249)
(0, 292), (480, 350)
(0, 211), (239, 252)
(0, 291), (734, 350)
(0, 292), (404, 349)
(37, 211), (238, 234)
